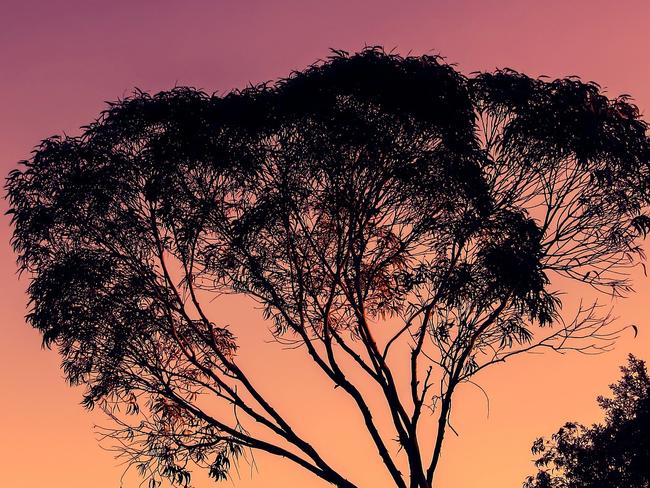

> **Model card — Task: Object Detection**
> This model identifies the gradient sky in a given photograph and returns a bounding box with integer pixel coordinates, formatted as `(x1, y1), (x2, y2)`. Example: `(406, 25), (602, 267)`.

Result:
(2, 1), (650, 487)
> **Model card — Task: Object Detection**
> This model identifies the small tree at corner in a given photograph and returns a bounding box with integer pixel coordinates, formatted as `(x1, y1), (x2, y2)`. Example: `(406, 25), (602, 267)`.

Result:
(524, 354), (650, 488)
(7, 48), (650, 487)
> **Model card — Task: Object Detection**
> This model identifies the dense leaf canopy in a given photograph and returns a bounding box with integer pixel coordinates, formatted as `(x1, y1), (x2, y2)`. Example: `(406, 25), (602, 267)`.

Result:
(7, 48), (650, 487)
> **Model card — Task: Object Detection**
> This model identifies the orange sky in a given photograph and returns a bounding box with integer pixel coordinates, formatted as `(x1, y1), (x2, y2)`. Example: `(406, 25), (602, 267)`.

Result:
(1, 1), (650, 487)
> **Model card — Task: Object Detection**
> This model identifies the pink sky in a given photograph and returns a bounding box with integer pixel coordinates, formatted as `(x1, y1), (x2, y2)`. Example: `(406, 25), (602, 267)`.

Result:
(1, 1), (649, 487)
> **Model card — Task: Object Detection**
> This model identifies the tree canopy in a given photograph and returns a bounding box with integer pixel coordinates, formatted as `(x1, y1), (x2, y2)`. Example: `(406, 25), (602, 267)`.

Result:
(7, 48), (650, 488)
(524, 355), (650, 488)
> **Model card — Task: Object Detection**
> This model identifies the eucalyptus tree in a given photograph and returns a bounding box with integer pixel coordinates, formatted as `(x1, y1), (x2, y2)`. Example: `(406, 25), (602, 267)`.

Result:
(7, 48), (650, 488)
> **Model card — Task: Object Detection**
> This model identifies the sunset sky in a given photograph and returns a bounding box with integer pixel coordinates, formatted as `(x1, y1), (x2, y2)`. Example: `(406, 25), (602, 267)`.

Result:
(2, 1), (650, 487)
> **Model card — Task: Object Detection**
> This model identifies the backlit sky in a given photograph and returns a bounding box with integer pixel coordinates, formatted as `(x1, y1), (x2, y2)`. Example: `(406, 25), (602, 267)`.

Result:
(1, 1), (650, 487)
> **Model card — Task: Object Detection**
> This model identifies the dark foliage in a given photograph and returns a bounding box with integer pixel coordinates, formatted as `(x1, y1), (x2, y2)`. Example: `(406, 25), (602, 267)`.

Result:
(7, 48), (650, 488)
(524, 355), (650, 488)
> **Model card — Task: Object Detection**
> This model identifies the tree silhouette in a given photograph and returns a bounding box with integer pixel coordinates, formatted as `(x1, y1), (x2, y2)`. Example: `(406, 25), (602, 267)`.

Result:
(6, 48), (650, 488)
(524, 355), (650, 488)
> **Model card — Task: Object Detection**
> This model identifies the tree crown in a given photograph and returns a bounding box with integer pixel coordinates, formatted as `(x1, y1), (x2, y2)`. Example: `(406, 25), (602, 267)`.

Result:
(7, 47), (650, 487)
